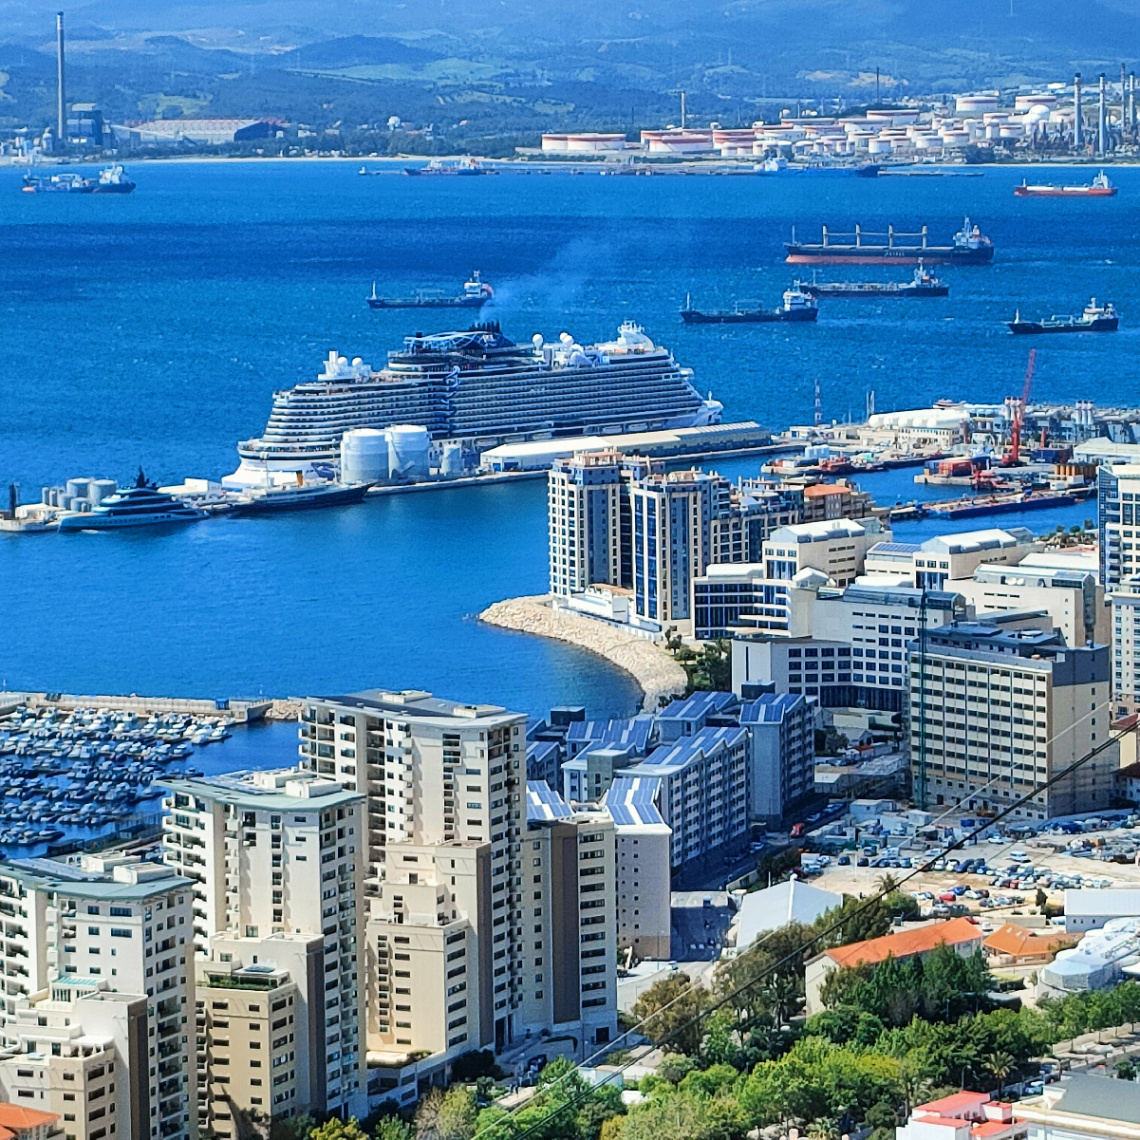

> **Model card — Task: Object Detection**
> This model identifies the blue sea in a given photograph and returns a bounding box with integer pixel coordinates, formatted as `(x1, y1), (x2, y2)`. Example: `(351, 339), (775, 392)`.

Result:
(0, 160), (1130, 719)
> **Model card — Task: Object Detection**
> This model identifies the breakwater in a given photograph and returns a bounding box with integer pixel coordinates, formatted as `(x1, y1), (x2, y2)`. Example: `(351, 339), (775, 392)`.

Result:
(479, 595), (688, 712)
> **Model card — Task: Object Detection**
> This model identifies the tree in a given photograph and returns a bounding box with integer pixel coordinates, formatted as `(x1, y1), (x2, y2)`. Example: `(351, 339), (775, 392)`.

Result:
(1035, 888), (1048, 911)
(376, 1119), (414, 1140)
(630, 974), (709, 1054)
(451, 1049), (504, 1082)
(986, 1051), (1015, 1097)
(875, 873), (900, 896)
(311, 1120), (370, 1140)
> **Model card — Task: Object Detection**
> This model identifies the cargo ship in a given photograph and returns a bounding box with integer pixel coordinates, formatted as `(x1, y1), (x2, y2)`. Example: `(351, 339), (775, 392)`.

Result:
(22, 164), (135, 195)
(785, 217), (993, 266)
(798, 263), (949, 298)
(925, 485), (1095, 520)
(404, 158), (493, 176)
(680, 287), (817, 324)
(1007, 299), (1119, 335)
(368, 271), (493, 310)
(1014, 170), (1117, 198)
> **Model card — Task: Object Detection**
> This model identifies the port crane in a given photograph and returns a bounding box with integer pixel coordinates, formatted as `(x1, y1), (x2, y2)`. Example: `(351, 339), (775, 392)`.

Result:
(1000, 348), (1036, 466)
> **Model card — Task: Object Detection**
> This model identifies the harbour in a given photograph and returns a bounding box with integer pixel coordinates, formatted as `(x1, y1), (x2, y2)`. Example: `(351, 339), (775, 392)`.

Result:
(4, 159), (1140, 715)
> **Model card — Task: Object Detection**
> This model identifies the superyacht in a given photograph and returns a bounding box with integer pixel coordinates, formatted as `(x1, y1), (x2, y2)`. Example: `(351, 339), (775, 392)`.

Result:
(228, 321), (722, 481)
(57, 470), (206, 531)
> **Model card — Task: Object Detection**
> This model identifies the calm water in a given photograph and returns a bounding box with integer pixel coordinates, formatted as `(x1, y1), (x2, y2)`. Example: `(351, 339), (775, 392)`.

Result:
(0, 160), (1131, 714)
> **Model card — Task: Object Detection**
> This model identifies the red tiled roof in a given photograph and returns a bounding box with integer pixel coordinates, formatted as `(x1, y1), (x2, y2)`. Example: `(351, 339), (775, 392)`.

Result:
(917, 1092), (991, 1117)
(0, 1105), (60, 1130)
(984, 923), (1078, 958)
(825, 918), (983, 969)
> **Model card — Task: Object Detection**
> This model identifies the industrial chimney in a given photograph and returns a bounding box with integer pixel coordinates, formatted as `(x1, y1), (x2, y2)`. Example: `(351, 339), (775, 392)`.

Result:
(1074, 73), (1083, 149)
(1099, 73), (1107, 155)
(56, 11), (65, 148)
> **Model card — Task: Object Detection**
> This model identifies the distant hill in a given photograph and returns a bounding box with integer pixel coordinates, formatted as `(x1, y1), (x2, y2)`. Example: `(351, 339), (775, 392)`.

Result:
(274, 36), (440, 71)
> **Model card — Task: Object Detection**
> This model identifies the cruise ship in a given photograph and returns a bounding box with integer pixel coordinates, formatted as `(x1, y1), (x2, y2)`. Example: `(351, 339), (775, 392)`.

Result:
(228, 321), (722, 481)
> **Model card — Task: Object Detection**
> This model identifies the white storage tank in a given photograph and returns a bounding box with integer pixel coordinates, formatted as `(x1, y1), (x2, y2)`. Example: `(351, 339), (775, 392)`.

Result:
(66, 478), (91, 501)
(956, 94), (999, 113)
(440, 444), (465, 477)
(387, 425), (431, 481)
(340, 428), (390, 484)
(89, 479), (117, 504)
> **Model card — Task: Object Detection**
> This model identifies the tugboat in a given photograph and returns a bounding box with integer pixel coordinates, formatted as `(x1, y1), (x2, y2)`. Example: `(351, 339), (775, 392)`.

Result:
(367, 271), (494, 310)
(681, 287), (818, 324)
(785, 217), (994, 265)
(22, 165), (135, 194)
(1007, 298), (1119, 334)
(1014, 170), (1117, 198)
(799, 263), (949, 298)
(57, 468), (205, 530)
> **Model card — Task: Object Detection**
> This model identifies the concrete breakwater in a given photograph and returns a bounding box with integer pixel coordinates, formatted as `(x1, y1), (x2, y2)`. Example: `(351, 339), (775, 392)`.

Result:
(479, 595), (688, 712)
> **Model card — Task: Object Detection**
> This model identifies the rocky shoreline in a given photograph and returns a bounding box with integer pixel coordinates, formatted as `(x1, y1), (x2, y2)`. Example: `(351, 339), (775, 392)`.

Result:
(479, 594), (688, 712)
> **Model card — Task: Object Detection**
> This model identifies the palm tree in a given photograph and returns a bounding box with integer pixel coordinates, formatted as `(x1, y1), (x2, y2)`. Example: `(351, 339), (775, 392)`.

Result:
(987, 1051), (1016, 1098)
(875, 872), (900, 896)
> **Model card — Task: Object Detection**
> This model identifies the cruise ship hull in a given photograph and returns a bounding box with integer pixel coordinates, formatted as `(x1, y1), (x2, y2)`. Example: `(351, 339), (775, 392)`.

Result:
(57, 510), (203, 530)
(231, 483), (370, 513)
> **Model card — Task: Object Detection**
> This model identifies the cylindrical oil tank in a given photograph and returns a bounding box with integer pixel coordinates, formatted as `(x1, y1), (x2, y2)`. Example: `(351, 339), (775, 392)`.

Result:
(89, 479), (117, 504)
(340, 428), (390, 484)
(66, 478), (91, 501)
(59, 495), (73, 511)
(440, 444), (465, 477)
(387, 424), (431, 481)
(76, 499), (92, 512)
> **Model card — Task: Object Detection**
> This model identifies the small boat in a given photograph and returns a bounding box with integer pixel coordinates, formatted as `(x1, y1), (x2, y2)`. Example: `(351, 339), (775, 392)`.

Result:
(367, 271), (493, 310)
(799, 263), (949, 298)
(1014, 170), (1117, 198)
(404, 158), (494, 176)
(1007, 298), (1119, 335)
(681, 287), (819, 324)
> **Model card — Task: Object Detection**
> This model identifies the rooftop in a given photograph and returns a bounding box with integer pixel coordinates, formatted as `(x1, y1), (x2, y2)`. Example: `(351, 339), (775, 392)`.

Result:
(603, 777), (666, 829)
(738, 879), (841, 946)
(636, 725), (747, 777)
(983, 923), (1078, 958)
(526, 781), (574, 823)
(163, 768), (363, 811)
(1, 858), (192, 902)
(822, 916), (983, 969)
(739, 693), (805, 724)
(919, 527), (1034, 555)
(1023, 1073), (1140, 1126)
(312, 688), (521, 723)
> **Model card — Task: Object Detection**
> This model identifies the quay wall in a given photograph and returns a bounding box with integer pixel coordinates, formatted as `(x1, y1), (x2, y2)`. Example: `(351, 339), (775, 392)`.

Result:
(3, 691), (274, 722)
(479, 594), (688, 712)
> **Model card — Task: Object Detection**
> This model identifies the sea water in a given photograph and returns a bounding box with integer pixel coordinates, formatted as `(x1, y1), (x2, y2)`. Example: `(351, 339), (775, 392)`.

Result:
(0, 160), (1132, 716)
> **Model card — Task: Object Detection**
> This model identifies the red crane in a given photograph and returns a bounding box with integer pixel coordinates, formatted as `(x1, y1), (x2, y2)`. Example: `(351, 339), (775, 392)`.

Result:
(1006, 348), (1036, 465)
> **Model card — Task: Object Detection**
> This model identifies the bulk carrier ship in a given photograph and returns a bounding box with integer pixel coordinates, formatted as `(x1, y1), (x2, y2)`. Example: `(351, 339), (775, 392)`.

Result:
(227, 321), (722, 483)
(785, 217), (994, 266)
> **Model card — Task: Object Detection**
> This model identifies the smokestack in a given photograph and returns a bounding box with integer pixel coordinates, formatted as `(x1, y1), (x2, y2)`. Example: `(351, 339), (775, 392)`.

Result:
(1131, 72), (1137, 132)
(1099, 72), (1107, 155)
(680, 90), (686, 130)
(56, 11), (65, 147)
(1074, 73), (1083, 149)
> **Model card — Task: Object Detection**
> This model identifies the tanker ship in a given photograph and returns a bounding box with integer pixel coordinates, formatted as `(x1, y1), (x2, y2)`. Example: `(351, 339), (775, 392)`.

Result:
(785, 217), (994, 266)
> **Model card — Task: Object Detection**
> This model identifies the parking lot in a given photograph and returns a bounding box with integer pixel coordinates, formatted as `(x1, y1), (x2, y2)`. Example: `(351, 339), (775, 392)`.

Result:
(808, 816), (1140, 925)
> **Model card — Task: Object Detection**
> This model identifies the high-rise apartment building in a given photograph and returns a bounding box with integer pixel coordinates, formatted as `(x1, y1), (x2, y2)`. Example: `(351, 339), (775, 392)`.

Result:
(547, 450), (623, 596)
(0, 856), (195, 1140)
(161, 770), (367, 1126)
(298, 691), (530, 1055)
(909, 622), (1115, 819)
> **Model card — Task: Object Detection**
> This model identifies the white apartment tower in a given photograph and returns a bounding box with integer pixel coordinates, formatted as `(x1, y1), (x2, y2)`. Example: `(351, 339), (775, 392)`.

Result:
(548, 451), (623, 596)
(298, 690), (529, 1055)
(161, 770), (368, 1125)
(0, 856), (195, 1140)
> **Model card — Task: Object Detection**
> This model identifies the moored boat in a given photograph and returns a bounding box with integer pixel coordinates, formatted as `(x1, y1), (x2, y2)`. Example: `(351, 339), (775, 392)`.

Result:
(1007, 298), (1119, 334)
(230, 479), (372, 514)
(798, 263), (949, 298)
(785, 217), (993, 266)
(22, 164), (135, 194)
(57, 469), (205, 530)
(1014, 170), (1117, 198)
(681, 287), (818, 324)
(367, 271), (493, 309)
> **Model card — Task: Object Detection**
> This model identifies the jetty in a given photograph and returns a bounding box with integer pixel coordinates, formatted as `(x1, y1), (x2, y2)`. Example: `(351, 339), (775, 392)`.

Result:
(479, 594), (688, 711)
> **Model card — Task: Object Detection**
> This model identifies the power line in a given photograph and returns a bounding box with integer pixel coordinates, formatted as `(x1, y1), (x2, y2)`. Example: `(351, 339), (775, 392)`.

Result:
(468, 713), (1138, 1140)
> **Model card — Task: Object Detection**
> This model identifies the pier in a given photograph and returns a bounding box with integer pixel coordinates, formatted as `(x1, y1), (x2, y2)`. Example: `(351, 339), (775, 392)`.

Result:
(1, 691), (278, 722)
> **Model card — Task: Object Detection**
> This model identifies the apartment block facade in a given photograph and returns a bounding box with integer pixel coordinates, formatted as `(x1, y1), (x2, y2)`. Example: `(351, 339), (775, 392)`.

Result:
(909, 623), (1115, 819)
(0, 857), (195, 1140)
(161, 770), (367, 1126)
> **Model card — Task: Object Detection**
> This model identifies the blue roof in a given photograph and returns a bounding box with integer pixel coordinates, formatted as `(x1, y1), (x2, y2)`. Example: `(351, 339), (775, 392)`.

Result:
(637, 725), (748, 777)
(740, 693), (805, 724)
(869, 541), (921, 554)
(526, 780), (573, 823)
(604, 776), (665, 828)
(657, 691), (738, 722)
(566, 717), (654, 753)
(527, 740), (559, 762)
